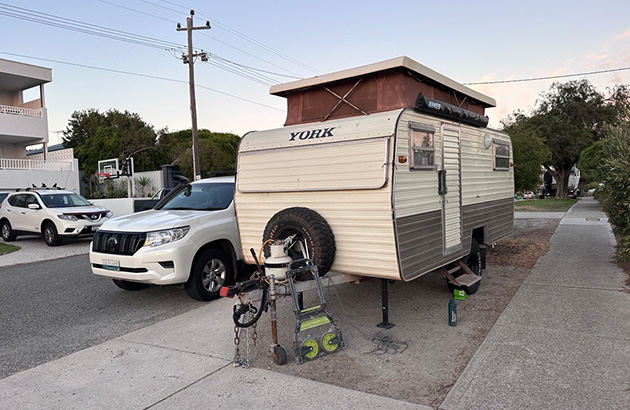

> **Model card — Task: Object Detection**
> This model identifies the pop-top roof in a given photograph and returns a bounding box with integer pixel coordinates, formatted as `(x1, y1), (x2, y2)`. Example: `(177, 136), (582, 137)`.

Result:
(269, 56), (495, 126)
(271, 56), (495, 107)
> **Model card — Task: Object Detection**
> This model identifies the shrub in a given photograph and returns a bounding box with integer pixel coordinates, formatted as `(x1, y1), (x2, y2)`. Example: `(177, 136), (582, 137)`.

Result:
(599, 123), (630, 258)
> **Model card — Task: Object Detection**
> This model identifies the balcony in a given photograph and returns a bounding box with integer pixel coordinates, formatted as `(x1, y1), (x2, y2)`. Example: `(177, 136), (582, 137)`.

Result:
(0, 104), (48, 144)
(0, 158), (74, 171)
(0, 104), (43, 117)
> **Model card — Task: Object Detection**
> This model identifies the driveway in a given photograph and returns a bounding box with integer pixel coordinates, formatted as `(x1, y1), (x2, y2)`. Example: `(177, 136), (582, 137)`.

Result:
(0, 236), (91, 268)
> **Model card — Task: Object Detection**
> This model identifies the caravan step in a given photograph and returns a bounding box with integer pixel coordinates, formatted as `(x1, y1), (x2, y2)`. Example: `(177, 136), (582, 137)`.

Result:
(451, 273), (482, 287)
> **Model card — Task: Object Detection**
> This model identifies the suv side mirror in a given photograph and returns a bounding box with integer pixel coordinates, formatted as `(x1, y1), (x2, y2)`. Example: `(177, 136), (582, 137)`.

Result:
(28, 203), (41, 210)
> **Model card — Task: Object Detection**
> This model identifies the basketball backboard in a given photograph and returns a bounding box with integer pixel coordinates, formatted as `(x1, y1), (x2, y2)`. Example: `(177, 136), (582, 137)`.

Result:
(97, 158), (119, 182)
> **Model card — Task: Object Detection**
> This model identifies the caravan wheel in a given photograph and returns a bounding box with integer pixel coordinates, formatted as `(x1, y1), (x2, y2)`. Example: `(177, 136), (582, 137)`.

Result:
(447, 239), (482, 295)
(263, 207), (336, 277)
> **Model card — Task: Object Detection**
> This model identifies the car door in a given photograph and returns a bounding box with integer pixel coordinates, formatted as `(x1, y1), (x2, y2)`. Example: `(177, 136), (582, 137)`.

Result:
(6, 194), (27, 231)
(23, 194), (43, 233)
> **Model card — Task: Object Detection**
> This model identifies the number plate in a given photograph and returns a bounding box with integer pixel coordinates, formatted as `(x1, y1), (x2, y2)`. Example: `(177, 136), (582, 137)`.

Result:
(102, 259), (120, 271)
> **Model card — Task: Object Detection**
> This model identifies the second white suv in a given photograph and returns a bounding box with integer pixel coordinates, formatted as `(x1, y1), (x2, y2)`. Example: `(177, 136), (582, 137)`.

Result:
(0, 188), (112, 246)
(89, 176), (241, 301)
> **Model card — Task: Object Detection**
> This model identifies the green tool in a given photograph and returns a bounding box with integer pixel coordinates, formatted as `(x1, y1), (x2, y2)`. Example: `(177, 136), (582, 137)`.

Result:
(286, 259), (345, 364)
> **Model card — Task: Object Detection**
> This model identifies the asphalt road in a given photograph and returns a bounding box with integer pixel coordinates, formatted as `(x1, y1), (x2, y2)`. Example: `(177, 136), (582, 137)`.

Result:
(0, 254), (215, 379)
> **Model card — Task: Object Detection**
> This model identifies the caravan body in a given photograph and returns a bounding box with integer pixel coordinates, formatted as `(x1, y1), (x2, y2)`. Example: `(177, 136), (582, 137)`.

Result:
(235, 57), (513, 281)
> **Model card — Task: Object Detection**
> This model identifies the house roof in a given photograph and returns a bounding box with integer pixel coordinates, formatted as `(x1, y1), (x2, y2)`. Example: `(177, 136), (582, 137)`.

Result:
(0, 58), (52, 92)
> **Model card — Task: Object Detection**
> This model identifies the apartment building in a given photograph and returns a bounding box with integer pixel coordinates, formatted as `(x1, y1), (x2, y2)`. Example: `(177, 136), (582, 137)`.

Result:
(0, 58), (79, 192)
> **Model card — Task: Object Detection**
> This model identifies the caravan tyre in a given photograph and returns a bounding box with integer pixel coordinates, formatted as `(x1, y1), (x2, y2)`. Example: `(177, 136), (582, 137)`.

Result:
(448, 239), (482, 295)
(263, 207), (335, 277)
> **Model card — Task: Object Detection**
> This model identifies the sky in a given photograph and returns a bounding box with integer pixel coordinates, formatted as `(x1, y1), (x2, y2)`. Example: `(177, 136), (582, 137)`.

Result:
(2, 0), (630, 147)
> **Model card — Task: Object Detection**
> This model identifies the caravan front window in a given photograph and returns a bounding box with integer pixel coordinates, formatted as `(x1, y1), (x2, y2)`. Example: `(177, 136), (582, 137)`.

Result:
(493, 140), (510, 171)
(408, 122), (436, 170)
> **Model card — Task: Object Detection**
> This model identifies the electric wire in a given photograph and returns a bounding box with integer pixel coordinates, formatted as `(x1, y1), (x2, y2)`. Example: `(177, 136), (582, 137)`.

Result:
(209, 55), (279, 85)
(95, 0), (174, 23)
(204, 58), (276, 87)
(138, 0), (320, 74)
(2, 1), (296, 86)
(97, 0), (305, 78)
(0, 51), (285, 112)
(464, 66), (630, 85)
(0, 2), (189, 51)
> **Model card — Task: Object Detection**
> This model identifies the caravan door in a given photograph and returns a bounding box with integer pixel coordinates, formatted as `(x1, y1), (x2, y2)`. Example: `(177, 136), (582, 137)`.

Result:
(441, 124), (463, 254)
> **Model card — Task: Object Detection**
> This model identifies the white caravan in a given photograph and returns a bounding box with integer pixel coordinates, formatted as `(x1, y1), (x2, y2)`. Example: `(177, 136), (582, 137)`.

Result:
(234, 57), (513, 291)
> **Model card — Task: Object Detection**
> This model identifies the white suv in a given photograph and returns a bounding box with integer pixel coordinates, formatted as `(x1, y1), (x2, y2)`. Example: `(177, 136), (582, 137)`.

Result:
(0, 189), (112, 246)
(89, 176), (241, 301)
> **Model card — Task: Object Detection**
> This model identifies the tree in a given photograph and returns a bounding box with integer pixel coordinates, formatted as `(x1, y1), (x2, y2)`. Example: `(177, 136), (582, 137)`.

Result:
(156, 129), (240, 180)
(598, 123), (630, 260)
(63, 109), (159, 175)
(576, 140), (605, 185)
(502, 112), (549, 192)
(503, 80), (630, 198)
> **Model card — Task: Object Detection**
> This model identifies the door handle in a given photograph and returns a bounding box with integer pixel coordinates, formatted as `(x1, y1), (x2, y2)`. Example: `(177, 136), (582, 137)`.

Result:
(438, 170), (448, 195)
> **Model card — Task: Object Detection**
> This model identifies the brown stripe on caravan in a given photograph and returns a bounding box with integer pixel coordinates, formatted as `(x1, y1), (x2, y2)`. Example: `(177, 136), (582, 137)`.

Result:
(395, 209), (447, 281)
(395, 197), (513, 281)
(461, 197), (514, 244)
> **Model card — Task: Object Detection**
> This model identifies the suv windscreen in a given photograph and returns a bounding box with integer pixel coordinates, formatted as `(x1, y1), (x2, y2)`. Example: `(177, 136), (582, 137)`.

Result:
(40, 193), (91, 208)
(159, 183), (234, 211)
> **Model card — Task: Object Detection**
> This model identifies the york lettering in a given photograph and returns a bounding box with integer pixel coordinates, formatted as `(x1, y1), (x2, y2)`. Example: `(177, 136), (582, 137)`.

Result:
(288, 127), (336, 141)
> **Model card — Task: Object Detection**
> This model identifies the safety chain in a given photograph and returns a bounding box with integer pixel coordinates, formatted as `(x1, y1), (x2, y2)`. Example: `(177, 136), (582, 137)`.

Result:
(233, 319), (257, 368)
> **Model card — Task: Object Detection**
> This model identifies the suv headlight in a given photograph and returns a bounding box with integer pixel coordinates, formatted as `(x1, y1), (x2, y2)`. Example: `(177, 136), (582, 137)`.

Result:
(105, 211), (113, 218)
(58, 214), (78, 221)
(144, 226), (190, 248)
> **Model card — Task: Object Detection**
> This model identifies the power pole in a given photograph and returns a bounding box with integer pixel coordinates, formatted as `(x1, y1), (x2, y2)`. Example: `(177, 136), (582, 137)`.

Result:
(177, 10), (210, 181)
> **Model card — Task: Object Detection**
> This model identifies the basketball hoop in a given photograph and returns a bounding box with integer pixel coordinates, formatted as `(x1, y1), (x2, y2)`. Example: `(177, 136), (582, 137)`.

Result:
(96, 172), (110, 183)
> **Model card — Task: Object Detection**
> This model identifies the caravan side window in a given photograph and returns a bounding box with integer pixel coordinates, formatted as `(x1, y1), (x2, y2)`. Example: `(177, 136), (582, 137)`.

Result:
(408, 122), (436, 170)
(493, 140), (510, 171)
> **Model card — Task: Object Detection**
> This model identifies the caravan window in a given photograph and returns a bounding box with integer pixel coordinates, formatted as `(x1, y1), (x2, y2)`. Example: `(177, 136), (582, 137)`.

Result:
(493, 140), (510, 171)
(408, 122), (436, 170)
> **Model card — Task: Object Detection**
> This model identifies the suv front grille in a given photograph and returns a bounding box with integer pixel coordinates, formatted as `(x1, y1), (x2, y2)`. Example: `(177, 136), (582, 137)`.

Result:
(92, 231), (146, 255)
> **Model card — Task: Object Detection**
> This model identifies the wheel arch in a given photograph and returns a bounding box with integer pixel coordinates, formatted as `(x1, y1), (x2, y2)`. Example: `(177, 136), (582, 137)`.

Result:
(40, 218), (57, 231)
(191, 239), (239, 281)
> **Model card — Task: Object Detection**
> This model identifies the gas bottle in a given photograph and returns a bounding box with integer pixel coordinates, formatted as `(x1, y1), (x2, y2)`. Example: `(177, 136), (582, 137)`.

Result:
(448, 298), (457, 326)
(264, 242), (293, 280)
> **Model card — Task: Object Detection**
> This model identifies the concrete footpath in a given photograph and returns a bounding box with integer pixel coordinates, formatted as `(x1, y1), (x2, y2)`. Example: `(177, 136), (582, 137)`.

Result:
(1, 198), (627, 409)
(442, 198), (630, 409)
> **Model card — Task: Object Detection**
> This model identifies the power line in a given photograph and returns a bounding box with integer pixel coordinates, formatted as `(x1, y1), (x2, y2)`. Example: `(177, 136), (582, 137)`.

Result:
(95, 0), (174, 23)
(464, 66), (630, 85)
(1, 2), (291, 87)
(138, 0), (320, 74)
(0, 2), (189, 51)
(95, 0), (305, 78)
(0, 51), (285, 112)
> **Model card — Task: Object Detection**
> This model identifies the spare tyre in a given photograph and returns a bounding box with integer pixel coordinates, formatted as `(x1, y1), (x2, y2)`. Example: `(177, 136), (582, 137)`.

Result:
(263, 207), (335, 276)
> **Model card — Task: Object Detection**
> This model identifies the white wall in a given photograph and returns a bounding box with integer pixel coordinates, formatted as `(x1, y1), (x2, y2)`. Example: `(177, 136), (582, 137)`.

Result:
(91, 198), (135, 217)
(0, 159), (80, 192)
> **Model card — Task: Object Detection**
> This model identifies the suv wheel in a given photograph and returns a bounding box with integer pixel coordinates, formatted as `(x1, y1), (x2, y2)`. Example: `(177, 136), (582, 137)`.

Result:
(1, 220), (17, 241)
(43, 222), (62, 246)
(185, 249), (233, 301)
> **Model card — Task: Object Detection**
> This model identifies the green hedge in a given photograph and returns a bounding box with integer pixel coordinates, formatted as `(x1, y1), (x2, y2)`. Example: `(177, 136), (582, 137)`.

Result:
(599, 123), (630, 261)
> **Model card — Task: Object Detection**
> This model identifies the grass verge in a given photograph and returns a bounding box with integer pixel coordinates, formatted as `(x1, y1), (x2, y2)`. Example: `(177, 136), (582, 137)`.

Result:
(0, 243), (21, 256)
(515, 198), (578, 212)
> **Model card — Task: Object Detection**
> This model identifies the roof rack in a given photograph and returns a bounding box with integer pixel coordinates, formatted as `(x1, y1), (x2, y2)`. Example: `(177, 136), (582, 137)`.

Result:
(16, 183), (64, 192)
